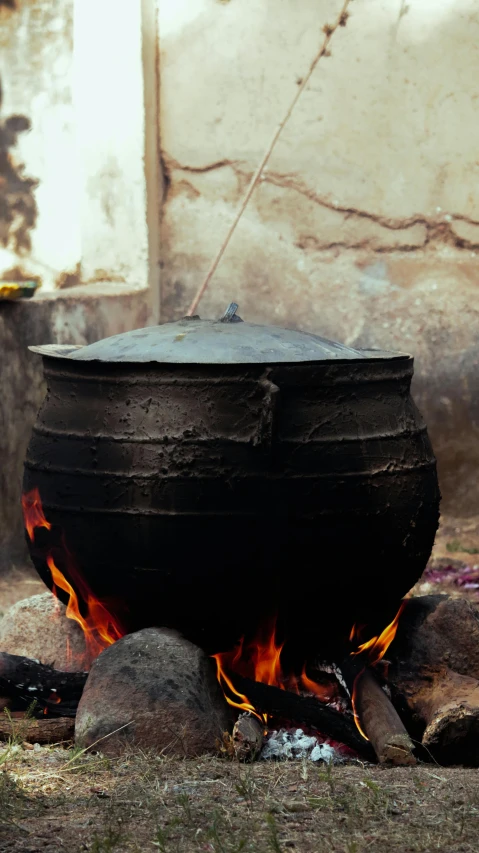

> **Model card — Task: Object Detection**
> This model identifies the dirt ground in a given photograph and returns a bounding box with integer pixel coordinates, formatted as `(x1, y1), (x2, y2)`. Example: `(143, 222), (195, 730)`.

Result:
(2, 747), (479, 853)
(1, 515), (479, 853)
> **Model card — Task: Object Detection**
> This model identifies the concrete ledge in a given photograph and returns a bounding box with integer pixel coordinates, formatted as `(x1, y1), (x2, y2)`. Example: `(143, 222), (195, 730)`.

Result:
(0, 283), (153, 570)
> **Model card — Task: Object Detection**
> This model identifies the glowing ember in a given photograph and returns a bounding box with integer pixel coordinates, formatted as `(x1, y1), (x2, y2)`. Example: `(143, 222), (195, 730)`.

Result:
(22, 487), (124, 668)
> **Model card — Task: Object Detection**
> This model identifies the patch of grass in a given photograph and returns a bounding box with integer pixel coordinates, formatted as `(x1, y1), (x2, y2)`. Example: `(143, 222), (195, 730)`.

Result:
(317, 759), (336, 793)
(177, 791), (194, 825)
(0, 770), (26, 829)
(361, 776), (391, 817)
(235, 768), (258, 809)
(62, 744), (111, 775)
(447, 538), (479, 554)
(3, 748), (479, 852)
(0, 741), (13, 768)
(266, 813), (283, 853)
(153, 825), (169, 852)
(90, 825), (125, 853)
(207, 813), (251, 852)
(2, 699), (38, 746)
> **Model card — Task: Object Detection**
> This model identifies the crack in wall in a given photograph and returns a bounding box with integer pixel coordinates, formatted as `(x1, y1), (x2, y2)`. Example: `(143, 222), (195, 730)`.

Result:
(169, 158), (237, 175)
(163, 154), (479, 252)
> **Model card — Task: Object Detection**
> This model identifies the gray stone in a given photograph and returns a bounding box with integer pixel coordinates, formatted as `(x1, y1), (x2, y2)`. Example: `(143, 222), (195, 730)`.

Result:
(75, 627), (231, 757)
(0, 592), (87, 672)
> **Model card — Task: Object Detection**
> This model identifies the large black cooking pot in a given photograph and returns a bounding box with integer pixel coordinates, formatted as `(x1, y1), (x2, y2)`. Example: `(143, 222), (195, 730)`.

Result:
(24, 305), (440, 657)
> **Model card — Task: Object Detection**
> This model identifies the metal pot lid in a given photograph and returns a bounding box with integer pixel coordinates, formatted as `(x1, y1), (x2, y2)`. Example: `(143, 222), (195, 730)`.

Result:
(29, 303), (408, 365)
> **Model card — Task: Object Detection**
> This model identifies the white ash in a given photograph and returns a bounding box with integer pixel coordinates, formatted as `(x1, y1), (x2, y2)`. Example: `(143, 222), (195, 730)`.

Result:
(261, 728), (339, 764)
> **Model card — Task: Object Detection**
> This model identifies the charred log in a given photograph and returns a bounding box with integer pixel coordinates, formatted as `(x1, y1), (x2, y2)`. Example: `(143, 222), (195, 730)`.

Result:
(0, 652), (87, 717)
(232, 712), (264, 762)
(233, 674), (375, 761)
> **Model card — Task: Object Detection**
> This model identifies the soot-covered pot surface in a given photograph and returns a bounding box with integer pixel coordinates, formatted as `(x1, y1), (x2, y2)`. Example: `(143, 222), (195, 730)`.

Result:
(24, 305), (440, 656)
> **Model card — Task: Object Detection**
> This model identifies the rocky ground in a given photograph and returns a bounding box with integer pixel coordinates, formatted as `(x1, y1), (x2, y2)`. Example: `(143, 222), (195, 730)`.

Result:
(0, 515), (478, 853)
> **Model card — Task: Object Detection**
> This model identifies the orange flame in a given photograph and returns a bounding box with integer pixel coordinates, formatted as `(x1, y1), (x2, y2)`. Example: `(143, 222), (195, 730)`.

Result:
(349, 601), (406, 740)
(21, 488), (52, 541)
(299, 665), (337, 703)
(47, 554), (123, 664)
(22, 487), (124, 668)
(213, 653), (267, 724)
(213, 618), (338, 721)
(247, 620), (285, 688)
(350, 601), (406, 668)
(350, 689), (369, 742)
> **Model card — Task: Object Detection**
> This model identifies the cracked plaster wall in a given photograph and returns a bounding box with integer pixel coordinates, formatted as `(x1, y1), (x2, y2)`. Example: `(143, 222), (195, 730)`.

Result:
(0, 1), (160, 568)
(0, 0), (158, 299)
(0, 0), (78, 287)
(159, 0), (479, 515)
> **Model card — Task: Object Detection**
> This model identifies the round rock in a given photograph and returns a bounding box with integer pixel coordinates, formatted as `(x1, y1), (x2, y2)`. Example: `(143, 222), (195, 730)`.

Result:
(0, 592), (87, 671)
(75, 628), (231, 757)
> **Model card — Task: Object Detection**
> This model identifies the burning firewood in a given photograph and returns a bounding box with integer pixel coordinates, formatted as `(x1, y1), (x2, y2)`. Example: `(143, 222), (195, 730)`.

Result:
(352, 668), (416, 766)
(233, 674), (375, 760)
(232, 712), (265, 762)
(0, 652), (87, 717)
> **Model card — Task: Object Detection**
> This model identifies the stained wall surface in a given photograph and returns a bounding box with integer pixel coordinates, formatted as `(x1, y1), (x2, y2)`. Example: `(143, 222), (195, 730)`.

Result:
(0, 0), (158, 299)
(158, 0), (479, 514)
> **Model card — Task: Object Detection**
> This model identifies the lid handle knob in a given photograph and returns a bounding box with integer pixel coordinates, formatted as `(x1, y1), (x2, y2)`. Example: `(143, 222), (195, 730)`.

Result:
(219, 302), (243, 324)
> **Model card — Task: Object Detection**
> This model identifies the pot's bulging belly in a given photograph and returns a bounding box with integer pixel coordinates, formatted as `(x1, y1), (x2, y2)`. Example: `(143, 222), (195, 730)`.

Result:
(23, 358), (440, 653)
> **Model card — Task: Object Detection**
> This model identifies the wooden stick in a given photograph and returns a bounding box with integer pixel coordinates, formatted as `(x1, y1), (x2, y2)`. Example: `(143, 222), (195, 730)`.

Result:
(232, 712), (264, 762)
(353, 668), (416, 766)
(0, 715), (74, 745)
(234, 674), (374, 760)
(186, 0), (353, 316)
